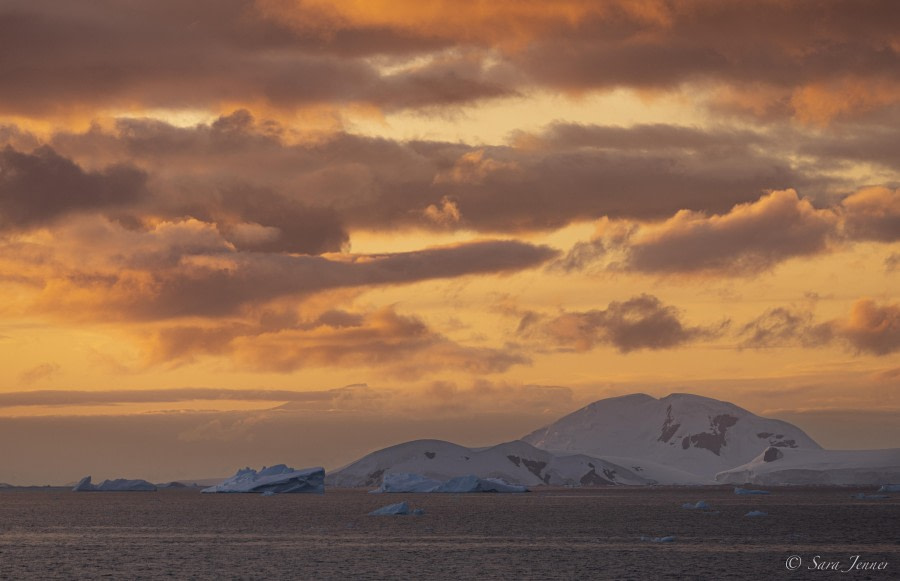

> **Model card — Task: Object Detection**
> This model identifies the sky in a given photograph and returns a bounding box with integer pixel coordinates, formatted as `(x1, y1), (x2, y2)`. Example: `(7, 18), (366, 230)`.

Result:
(0, 0), (898, 484)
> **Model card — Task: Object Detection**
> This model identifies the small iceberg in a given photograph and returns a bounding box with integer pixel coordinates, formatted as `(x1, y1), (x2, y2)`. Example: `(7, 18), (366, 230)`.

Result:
(745, 510), (767, 517)
(640, 536), (675, 543)
(877, 484), (900, 492)
(72, 476), (157, 492)
(369, 501), (425, 516)
(734, 487), (770, 495)
(372, 472), (527, 493)
(681, 500), (710, 510)
(202, 465), (324, 494)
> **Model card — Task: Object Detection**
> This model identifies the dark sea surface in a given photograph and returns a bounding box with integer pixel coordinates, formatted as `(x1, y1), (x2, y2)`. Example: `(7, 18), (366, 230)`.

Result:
(0, 487), (898, 580)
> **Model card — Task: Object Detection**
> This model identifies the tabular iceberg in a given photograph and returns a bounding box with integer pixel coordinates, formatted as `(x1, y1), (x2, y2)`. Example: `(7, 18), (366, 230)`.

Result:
(202, 465), (324, 494)
(72, 476), (157, 492)
(372, 472), (527, 493)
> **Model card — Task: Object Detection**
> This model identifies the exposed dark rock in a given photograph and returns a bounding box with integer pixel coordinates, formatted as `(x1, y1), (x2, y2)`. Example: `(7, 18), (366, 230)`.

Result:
(424, 451), (435, 459)
(658, 405), (681, 443)
(771, 439), (797, 448)
(580, 468), (614, 486)
(680, 414), (739, 456)
(602, 467), (617, 481)
(364, 469), (385, 487)
(763, 447), (784, 462)
(522, 459), (547, 481)
(757, 432), (773, 439)
(507, 455), (521, 467)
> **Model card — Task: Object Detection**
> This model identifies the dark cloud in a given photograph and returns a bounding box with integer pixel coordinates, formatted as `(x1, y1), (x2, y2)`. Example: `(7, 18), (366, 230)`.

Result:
(32, 235), (557, 320)
(42, 116), (815, 236)
(740, 299), (900, 356)
(839, 299), (900, 356)
(738, 307), (833, 349)
(531, 294), (723, 353)
(620, 190), (839, 275)
(0, 145), (146, 231)
(148, 307), (529, 377)
(886, 253), (900, 272)
(3, 1), (898, 121)
(841, 187), (900, 242)
(0, 0), (510, 117)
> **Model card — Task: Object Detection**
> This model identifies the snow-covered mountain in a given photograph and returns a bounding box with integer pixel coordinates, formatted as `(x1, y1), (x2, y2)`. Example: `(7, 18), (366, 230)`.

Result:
(325, 438), (703, 488)
(326, 393), (899, 487)
(522, 393), (821, 479)
(716, 447), (900, 486)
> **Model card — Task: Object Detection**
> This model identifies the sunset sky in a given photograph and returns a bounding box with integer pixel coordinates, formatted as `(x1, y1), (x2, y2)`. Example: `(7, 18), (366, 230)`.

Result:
(1, 0), (898, 484)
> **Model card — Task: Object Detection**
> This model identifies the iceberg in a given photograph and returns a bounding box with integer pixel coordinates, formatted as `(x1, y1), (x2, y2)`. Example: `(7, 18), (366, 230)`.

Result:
(745, 510), (767, 517)
(372, 472), (527, 493)
(72, 476), (157, 492)
(681, 500), (710, 510)
(877, 484), (900, 492)
(202, 465), (324, 494)
(734, 487), (770, 495)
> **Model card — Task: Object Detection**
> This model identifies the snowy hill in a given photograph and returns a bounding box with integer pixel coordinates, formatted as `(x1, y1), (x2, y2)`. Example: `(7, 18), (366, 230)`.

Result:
(324, 439), (697, 488)
(522, 393), (821, 479)
(716, 447), (900, 486)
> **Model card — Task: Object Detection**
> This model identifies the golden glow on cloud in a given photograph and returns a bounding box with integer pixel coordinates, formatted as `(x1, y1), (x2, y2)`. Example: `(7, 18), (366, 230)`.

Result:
(0, 0), (898, 483)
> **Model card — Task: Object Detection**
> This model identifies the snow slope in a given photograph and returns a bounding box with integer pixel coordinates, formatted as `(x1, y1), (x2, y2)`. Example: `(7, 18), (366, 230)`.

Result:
(522, 393), (821, 479)
(326, 438), (666, 487)
(716, 447), (900, 486)
(202, 465), (324, 493)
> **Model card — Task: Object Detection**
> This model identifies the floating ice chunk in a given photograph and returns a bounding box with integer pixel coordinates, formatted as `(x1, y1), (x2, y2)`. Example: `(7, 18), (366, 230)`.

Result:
(640, 536), (675, 543)
(72, 476), (157, 492)
(681, 500), (710, 510)
(369, 501), (425, 516)
(261, 490), (275, 497)
(745, 510), (767, 517)
(877, 484), (900, 492)
(202, 465), (324, 494)
(734, 487), (770, 495)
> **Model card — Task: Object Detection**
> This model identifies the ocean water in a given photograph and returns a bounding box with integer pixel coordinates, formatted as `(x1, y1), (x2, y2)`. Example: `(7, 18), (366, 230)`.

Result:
(0, 487), (897, 579)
